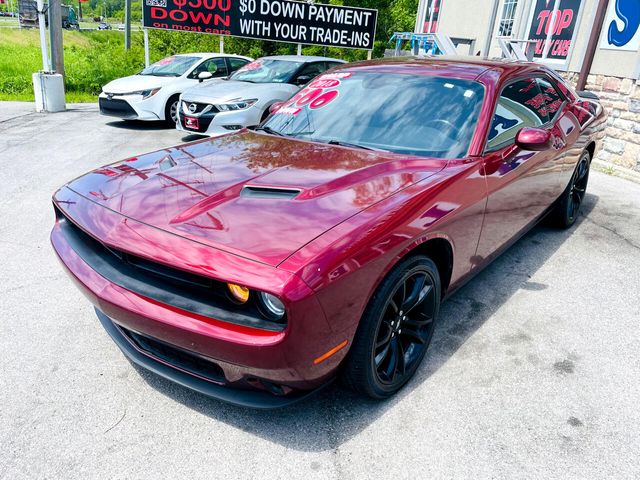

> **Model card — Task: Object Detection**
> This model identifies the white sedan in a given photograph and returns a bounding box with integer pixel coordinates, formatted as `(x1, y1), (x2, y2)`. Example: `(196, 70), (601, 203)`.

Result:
(99, 53), (252, 125)
(176, 55), (345, 136)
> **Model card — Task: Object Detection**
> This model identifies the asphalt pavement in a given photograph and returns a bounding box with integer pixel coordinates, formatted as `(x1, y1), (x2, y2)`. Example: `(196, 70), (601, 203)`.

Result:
(1, 101), (639, 479)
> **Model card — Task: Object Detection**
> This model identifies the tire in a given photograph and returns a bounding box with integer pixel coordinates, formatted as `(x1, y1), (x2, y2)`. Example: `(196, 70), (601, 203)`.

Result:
(342, 255), (441, 399)
(550, 151), (591, 229)
(164, 95), (180, 126)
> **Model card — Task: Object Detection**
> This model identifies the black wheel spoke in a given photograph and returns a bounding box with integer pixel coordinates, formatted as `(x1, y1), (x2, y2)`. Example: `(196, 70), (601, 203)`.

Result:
(396, 340), (406, 376)
(374, 344), (390, 367)
(388, 299), (399, 315)
(402, 275), (432, 314)
(404, 312), (433, 328)
(375, 325), (392, 350)
(383, 338), (399, 381)
(401, 326), (426, 345)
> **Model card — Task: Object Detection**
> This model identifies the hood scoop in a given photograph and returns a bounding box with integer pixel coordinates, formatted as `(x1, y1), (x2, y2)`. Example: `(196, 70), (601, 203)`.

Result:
(240, 185), (301, 200)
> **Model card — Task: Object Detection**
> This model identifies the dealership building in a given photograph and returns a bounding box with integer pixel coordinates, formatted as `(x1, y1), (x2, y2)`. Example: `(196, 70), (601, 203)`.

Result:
(414, 0), (640, 172)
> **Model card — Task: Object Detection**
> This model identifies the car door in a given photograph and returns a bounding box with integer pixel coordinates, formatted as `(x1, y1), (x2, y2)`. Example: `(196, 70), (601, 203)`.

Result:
(475, 76), (566, 262)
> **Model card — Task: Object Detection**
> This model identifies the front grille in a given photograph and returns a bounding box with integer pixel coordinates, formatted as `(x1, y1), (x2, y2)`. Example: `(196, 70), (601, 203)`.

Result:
(99, 97), (137, 117)
(182, 101), (219, 115)
(119, 325), (226, 384)
(55, 206), (286, 331)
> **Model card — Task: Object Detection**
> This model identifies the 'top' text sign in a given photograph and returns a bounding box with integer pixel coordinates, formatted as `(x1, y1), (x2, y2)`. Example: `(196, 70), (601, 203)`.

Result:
(143, 0), (378, 50)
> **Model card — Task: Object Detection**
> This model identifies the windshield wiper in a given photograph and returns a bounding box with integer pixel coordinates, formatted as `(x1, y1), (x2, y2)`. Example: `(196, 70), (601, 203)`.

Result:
(254, 126), (286, 137)
(327, 140), (387, 152)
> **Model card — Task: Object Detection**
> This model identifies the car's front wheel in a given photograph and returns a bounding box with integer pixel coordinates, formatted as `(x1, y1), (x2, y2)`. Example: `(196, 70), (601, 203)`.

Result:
(165, 95), (180, 126)
(342, 255), (440, 399)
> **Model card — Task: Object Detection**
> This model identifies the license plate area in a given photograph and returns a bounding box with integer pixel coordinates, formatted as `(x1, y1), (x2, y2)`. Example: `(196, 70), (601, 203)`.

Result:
(185, 116), (199, 130)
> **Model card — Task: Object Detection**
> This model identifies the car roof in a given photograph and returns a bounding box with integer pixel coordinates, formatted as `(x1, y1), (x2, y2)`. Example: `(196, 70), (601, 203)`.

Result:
(259, 55), (346, 63)
(173, 53), (252, 59)
(334, 56), (541, 81)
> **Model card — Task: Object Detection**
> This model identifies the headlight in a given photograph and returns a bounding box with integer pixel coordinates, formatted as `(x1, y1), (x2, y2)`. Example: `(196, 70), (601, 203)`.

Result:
(257, 292), (286, 320)
(215, 99), (258, 111)
(123, 88), (161, 99)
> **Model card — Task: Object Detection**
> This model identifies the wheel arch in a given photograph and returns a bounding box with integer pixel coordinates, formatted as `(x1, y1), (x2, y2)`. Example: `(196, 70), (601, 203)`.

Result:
(372, 236), (454, 302)
(164, 93), (181, 121)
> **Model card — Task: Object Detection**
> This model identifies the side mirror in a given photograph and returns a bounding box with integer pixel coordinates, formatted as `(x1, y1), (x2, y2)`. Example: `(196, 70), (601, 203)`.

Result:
(198, 71), (213, 82)
(294, 75), (313, 86)
(515, 127), (552, 151)
(269, 101), (285, 114)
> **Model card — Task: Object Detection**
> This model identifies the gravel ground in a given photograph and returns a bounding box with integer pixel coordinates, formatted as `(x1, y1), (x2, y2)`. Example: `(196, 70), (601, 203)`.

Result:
(1, 102), (639, 479)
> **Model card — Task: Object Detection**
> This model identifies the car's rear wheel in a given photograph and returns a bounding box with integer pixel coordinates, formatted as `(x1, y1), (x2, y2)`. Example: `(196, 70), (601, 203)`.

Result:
(550, 151), (591, 228)
(165, 95), (180, 126)
(342, 255), (440, 399)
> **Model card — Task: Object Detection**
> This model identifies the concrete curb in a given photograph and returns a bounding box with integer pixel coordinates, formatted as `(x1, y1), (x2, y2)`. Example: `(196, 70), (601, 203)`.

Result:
(593, 159), (640, 184)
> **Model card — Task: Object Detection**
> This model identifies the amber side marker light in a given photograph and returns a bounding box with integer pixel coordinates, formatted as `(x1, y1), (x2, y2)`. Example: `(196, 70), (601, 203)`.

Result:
(227, 283), (250, 303)
(313, 340), (349, 365)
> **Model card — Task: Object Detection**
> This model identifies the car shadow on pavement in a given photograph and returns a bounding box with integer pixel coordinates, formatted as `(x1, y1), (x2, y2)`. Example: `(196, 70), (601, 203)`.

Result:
(106, 120), (173, 131)
(181, 134), (208, 142)
(132, 194), (598, 452)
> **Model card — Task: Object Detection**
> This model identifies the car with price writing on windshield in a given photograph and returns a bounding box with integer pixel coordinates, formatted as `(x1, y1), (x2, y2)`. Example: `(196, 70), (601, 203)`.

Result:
(51, 57), (604, 408)
(176, 55), (345, 136)
(99, 53), (252, 125)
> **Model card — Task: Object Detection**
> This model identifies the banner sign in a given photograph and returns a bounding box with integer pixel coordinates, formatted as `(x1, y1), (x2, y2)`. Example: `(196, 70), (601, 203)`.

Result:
(527, 0), (581, 61)
(143, 0), (378, 50)
(600, 0), (640, 51)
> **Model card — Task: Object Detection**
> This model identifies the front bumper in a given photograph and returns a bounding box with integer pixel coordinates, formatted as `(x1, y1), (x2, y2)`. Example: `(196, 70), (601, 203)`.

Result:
(99, 92), (162, 121)
(50, 187), (347, 407)
(96, 309), (330, 408)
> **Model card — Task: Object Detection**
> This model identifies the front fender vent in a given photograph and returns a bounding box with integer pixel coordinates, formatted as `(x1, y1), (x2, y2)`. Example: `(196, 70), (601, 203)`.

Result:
(240, 186), (301, 199)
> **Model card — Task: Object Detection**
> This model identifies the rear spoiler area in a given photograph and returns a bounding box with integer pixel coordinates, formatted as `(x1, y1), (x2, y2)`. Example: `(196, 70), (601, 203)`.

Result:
(576, 90), (600, 101)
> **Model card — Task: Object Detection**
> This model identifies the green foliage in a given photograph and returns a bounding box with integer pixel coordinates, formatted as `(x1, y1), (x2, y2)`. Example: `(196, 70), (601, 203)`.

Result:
(0, 0), (419, 101)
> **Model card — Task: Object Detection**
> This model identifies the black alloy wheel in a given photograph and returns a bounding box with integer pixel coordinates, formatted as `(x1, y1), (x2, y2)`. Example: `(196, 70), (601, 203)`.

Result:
(567, 153), (590, 223)
(373, 267), (437, 386)
(343, 255), (440, 399)
(551, 151), (591, 228)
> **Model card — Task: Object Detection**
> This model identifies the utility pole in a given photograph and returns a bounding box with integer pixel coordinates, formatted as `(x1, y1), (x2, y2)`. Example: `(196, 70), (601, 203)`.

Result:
(49, 0), (64, 76)
(576, 0), (609, 90)
(36, 0), (50, 71)
(124, 0), (131, 50)
(482, 0), (500, 57)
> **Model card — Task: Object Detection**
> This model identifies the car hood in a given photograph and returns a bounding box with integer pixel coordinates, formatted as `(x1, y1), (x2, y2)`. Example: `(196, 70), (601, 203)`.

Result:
(62, 132), (446, 266)
(102, 74), (176, 94)
(182, 80), (289, 103)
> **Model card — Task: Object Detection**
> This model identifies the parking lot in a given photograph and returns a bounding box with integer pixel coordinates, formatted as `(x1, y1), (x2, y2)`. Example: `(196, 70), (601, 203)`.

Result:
(1, 101), (639, 479)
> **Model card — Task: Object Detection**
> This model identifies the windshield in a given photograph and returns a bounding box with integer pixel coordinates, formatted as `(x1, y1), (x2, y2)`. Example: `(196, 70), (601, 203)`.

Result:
(140, 56), (199, 77)
(263, 72), (485, 158)
(229, 59), (303, 84)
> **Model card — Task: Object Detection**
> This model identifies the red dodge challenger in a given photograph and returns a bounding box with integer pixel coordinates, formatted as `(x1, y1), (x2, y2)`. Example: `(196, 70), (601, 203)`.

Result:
(51, 58), (605, 408)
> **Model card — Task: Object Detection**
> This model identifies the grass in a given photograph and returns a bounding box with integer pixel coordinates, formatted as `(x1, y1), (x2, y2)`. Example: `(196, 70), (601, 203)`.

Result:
(0, 28), (146, 102)
(0, 26), (375, 103)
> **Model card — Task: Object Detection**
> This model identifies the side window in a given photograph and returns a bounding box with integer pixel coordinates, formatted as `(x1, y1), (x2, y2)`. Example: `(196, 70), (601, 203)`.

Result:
(190, 58), (227, 78)
(325, 61), (343, 70)
(486, 78), (548, 152)
(536, 77), (565, 120)
(229, 57), (250, 72)
(291, 62), (325, 85)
